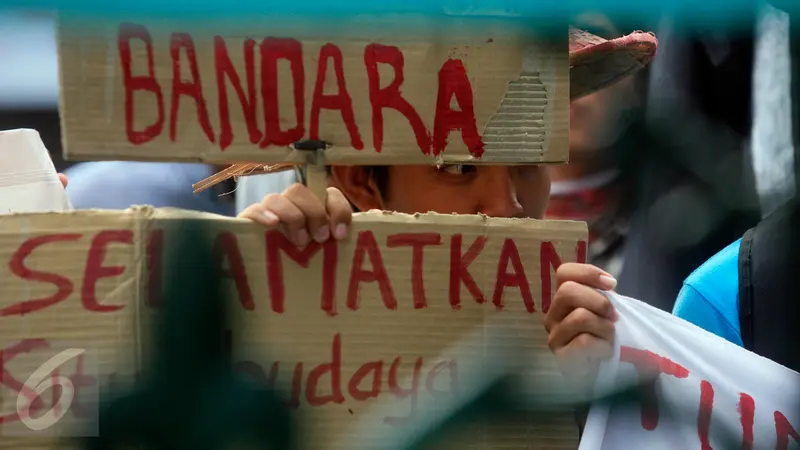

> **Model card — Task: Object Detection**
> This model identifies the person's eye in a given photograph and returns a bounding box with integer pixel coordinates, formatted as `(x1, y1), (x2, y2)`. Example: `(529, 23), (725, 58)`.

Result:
(436, 164), (477, 175)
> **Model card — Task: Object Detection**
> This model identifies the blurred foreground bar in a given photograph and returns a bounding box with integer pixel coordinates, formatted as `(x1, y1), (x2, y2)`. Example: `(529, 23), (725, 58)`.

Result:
(1, 0), (787, 29)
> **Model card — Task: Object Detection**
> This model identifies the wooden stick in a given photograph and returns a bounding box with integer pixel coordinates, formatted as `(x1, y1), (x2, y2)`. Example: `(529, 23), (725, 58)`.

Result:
(305, 163), (329, 204)
(191, 163), (296, 194)
(192, 164), (249, 194)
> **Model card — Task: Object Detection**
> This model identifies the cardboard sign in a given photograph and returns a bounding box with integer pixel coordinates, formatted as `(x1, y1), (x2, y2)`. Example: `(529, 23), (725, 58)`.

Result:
(57, 17), (569, 165)
(581, 293), (800, 450)
(0, 208), (586, 449)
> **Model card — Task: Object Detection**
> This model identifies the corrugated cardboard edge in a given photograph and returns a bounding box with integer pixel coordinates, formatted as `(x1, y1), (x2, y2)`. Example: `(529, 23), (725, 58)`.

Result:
(0, 208), (586, 248)
(129, 205), (154, 387)
(7, 207), (587, 233)
(527, 38), (569, 164)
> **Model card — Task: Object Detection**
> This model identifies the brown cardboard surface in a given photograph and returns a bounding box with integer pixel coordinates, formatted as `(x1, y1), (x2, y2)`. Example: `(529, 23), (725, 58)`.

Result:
(57, 17), (569, 165)
(0, 210), (144, 450)
(0, 208), (586, 449)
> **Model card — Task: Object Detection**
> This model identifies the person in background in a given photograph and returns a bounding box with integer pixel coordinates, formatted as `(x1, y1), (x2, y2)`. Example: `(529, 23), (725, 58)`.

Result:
(611, 11), (761, 313)
(545, 3), (799, 390)
(64, 161), (236, 215)
(671, 3), (799, 372)
(670, 238), (742, 341)
(545, 13), (646, 280)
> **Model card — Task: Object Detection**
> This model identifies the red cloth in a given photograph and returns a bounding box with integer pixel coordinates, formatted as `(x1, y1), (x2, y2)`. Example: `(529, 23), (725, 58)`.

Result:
(546, 188), (613, 242)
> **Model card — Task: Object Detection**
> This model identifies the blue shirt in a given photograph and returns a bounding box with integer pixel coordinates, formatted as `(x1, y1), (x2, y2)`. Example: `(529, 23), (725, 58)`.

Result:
(672, 239), (743, 347)
(65, 162), (235, 216)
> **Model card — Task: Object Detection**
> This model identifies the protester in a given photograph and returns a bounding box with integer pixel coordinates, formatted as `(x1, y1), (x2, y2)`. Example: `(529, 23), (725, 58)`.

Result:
(546, 4), (799, 389)
(233, 25), (660, 218)
(236, 28), (657, 392)
(670, 239), (742, 344)
(671, 4), (798, 369)
(545, 14), (647, 279)
(605, 15), (762, 313)
(546, 204), (800, 432)
(670, 198), (798, 368)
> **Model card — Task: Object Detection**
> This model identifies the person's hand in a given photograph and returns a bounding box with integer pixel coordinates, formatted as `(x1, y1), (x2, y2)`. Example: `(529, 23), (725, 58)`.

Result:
(544, 263), (618, 393)
(238, 183), (352, 246)
(58, 173), (68, 188)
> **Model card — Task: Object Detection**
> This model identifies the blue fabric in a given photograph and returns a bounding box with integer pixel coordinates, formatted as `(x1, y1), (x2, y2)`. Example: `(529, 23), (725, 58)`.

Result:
(65, 161), (235, 216)
(672, 238), (743, 347)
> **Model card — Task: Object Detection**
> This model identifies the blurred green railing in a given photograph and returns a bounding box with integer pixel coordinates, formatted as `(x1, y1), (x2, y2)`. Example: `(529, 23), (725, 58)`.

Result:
(0, 0), (794, 28)
(11, 1), (795, 447)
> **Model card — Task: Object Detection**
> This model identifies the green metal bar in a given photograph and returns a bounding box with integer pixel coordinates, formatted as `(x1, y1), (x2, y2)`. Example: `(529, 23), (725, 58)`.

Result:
(81, 221), (294, 450)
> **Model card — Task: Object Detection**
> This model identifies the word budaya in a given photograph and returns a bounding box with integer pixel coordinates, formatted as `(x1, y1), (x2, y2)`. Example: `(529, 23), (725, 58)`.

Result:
(1, 336), (457, 427)
(236, 333), (458, 424)
(119, 23), (486, 156)
(0, 228), (587, 318)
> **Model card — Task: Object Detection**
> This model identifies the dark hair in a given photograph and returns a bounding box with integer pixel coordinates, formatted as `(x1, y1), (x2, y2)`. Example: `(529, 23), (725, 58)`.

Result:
(365, 166), (390, 197)
(323, 165), (391, 210)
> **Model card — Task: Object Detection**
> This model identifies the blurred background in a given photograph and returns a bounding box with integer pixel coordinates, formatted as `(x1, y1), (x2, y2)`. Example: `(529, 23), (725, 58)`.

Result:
(0, 11), (65, 170)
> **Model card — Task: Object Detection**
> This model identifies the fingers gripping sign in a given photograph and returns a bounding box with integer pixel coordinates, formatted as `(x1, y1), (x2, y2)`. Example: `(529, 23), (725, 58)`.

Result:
(237, 140), (353, 245)
(544, 263), (619, 395)
(238, 183), (352, 246)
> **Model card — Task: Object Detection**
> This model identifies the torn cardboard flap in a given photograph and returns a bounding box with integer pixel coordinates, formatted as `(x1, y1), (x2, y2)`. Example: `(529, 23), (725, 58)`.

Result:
(0, 208), (585, 449)
(58, 16), (569, 165)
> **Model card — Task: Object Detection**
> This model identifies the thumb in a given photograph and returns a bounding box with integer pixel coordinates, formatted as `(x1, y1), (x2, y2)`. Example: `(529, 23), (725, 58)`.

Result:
(556, 263), (617, 291)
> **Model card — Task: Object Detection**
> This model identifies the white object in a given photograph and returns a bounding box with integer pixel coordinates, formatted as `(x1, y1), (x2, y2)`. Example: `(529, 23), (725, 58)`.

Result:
(0, 129), (73, 214)
(751, 3), (795, 217)
(580, 292), (800, 450)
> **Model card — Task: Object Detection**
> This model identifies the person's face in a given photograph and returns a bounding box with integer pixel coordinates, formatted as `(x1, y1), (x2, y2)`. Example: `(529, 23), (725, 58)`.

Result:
(569, 73), (639, 155)
(331, 164), (551, 219)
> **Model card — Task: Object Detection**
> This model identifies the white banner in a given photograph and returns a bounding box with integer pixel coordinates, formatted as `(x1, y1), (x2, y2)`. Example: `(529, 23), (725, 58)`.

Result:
(580, 292), (800, 450)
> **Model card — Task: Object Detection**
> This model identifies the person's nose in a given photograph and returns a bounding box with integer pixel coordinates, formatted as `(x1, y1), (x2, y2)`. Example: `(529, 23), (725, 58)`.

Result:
(476, 167), (524, 218)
